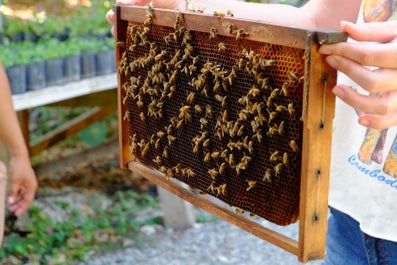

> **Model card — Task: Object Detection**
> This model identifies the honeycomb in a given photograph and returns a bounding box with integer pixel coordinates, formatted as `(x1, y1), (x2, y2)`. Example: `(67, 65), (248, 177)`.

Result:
(118, 8), (308, 226)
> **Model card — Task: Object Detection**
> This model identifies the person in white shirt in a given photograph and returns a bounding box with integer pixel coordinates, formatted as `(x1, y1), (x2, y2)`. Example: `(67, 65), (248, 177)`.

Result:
(107, 1), (397, 263)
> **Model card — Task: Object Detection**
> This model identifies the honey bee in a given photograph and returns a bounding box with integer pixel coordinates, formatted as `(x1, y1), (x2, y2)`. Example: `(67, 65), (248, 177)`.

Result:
(186, 92), (195, 103)
(217, 184), (227, 196)
(213, 11), (225, 17)
(153, 155), (162, 165)
(278, 121), (285, 135)
(288, 71), (300, 83)
(176, 119), (184, 129)
(226, 10), (234, 17)
(246, 179), (257, 191)
(235, 28), (249, 41)
(139, 112), (146, 121)
(219, 162), (228, 175)
(263, 168), (272, 182)
(164, 35), (172, 44)
(137, 98), (144, 108)
(221, 149), (229, 158)
(155, 138), (161, 149)
(281, 82), (289, 97)
(267, 125), (278, 137)
(199, 118), (208, 129)
(183, 30), (193, 43)
(211, 151), (220, 159)
(237, 125), (245, 137)
(218, 42), (227, 52)
(193, 143), (200, 154)
(228, 153), (236, 167)
(123, 110), (130, 121)
(248, 86), (261, 97)
(174, 12), (183, 30)
(168, 135), (176, 144)
(288, 103), (295, 115)
(274, 163), (284, 176)
(203, 138), (210, 148)
(162, 146), (169, 158)
(194, 104), (203, 113)
(165, 168), (175, 180)
(289, 140), (299, 152)
(222, 109), (229, 122)
(179, 105), (192, 122)
(141, 143), (150, 157)
(275, 104), (288, 113)
(207, 181), (216, 193)
(208, 168), (219, 179)
(129, 134), (138, 154)
(209, 27), (217, 39)
(282, 152), (289, 166)
(260, 58), (276, 68)
(270, 150), (280, 162)
(155, 50), (167, 62)
(268, 111), (277, 123)
(220, 21), (231, 34)
(235, 208), (245, 215)
(270, 88), (280, 99)
(248, 140), (254, 154)
(168, 85), (177, 98)
(254, 129), (263, 143)
(204, 152), (211, 163)
(184, 168), (196, 178)
(157, 130), (165, 138)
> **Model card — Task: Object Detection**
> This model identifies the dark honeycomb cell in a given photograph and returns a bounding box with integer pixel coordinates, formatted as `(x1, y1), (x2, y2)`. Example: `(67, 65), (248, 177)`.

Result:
(120, 19), (305, 226)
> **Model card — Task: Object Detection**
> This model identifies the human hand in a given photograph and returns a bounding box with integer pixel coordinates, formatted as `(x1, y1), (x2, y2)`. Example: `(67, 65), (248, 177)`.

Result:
(106, 0), (186, 36)
(7, 155), (37, 217)
(319, 20), (397, 129)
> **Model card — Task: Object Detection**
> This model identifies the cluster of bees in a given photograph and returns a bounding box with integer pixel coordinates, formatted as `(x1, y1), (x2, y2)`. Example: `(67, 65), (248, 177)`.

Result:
(118, 5), (304, 222)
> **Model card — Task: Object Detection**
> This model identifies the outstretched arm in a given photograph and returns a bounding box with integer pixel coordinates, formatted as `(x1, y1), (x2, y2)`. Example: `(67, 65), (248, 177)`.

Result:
(107, 0), (362, 35)
(0, 63), (37, 217)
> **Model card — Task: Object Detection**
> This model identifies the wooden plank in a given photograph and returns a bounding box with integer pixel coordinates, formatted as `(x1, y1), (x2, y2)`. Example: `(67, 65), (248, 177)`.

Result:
(29, 107), (115, 156)
(116, 6), (132, 169)
(12, 74), (117, 111)
(47, 89), (117, 109)
(34, 137), (119, 177)
(297, 34), (336, 262)
(128, 161), (299, 256)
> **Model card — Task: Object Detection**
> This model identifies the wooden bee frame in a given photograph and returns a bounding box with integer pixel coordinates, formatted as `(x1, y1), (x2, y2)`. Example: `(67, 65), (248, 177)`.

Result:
(115, 5), (346, 262)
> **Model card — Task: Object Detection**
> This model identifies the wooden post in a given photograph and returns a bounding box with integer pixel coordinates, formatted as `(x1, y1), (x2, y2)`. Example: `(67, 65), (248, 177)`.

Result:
(157, 186), (196, 230)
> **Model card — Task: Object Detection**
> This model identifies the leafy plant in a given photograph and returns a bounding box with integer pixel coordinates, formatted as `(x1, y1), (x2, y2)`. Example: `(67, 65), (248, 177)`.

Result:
(1, 190), (161, 264)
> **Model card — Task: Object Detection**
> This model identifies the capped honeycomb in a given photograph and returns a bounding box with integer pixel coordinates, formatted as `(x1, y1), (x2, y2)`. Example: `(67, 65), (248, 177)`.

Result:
(117, 6), (335, 226)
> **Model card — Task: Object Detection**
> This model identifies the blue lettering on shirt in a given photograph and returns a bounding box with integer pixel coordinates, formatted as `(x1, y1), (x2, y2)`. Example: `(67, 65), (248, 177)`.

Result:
(348, 154), (397, 190)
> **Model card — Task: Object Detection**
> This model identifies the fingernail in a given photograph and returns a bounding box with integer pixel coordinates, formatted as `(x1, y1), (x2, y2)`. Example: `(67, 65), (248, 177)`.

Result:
(359, 119), (370, 127)
(332, 86), (344, 97)
(319, 46), (332, 55)
(325, 56), (338, 68)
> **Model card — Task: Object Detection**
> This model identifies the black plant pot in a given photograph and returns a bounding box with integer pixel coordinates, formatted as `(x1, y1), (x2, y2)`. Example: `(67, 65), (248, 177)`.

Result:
(26, 61), (46, 91)
(95, 49), (116, 75)
(45, 58), (64, 87)
(6, 65), (27, 95)
(80, 51), (96, 79)
(63, 54), (81, 82)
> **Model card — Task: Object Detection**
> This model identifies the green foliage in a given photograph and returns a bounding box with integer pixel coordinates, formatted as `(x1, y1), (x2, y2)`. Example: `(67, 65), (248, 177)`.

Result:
(1, 190), (161, 264)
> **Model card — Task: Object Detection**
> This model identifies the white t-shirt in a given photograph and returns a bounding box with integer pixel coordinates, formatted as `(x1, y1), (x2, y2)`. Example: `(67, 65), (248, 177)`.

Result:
(329, 0), (397, 242)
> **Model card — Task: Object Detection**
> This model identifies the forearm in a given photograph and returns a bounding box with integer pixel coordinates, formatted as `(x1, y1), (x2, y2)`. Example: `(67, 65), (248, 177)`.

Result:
(192, 0), (361, 29)
(0, 63), (29, 158)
